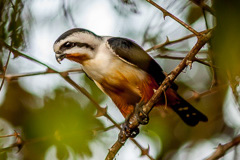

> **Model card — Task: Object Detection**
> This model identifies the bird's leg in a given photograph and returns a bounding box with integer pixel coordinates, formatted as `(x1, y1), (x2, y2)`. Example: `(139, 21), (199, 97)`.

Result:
(135, 101), (149, 125)
(118, 114), (139, 143)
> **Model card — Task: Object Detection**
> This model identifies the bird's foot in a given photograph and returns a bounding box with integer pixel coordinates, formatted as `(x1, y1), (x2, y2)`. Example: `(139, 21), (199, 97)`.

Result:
(118, 121), (139, 143)
(135, 101), (149, 125)
(118, 102), (149, 143)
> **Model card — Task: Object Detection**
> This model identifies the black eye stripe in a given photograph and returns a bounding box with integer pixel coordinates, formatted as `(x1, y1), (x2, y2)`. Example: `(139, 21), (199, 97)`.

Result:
(60, 42), (94, 51)
(75, 42), (94, 50)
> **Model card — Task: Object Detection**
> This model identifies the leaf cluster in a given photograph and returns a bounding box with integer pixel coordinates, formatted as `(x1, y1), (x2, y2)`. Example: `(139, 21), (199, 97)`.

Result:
(0, 82), (104, 159)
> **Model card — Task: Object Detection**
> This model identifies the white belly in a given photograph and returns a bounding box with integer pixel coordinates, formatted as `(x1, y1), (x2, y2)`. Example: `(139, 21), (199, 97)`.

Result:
(82, 51), (147, 97)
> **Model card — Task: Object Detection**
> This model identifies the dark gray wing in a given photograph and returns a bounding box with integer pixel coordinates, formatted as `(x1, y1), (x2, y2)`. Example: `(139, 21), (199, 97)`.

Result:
(107, 37), (166, 84)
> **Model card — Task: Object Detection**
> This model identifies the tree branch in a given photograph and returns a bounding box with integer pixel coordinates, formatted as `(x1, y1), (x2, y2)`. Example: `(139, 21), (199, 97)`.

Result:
(206, 135), (240, 160)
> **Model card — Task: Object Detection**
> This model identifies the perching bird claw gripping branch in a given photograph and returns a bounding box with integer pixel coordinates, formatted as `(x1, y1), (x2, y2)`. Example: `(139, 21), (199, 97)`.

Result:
(118, 101), (149, 143)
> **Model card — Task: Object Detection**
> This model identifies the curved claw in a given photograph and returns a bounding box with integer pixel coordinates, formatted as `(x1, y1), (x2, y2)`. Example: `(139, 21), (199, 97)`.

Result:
(129, 127), (139, 137)
(118, 122), (139, 143)
(137, 112), (149, 125)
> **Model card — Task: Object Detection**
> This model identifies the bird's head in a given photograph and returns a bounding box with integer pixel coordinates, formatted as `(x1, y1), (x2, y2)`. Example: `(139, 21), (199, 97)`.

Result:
(53, 28), (102, 64)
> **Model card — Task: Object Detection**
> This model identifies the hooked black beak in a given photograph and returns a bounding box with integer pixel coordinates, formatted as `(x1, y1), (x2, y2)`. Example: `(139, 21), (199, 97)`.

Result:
(55, 52), (66, 64)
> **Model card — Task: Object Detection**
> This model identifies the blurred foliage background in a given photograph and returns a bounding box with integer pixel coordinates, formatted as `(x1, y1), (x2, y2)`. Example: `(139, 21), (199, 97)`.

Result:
(0, 0), (240, 160)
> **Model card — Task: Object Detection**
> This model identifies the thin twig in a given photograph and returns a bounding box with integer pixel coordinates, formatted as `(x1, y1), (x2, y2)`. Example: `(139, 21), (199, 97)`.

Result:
(0, 131), (23, 153)
(62, 0), (77, 27)
(146, 0), (201, 36)
(155, 55), (206, 60)
(206, 135), (240, 160)
(190, 0), (215, 16)
(202, 8), (209, 30)
(155, 54), (216, 68)
(130, 138), (154, 160)
(0, 68), (83, 80)
(187, 84), (228, 101)
(194, 58), (218, 68)
(156, 48), (209, 54)
(199, 1), (218, 87)
(146, 29), (211, 52)
(0, 47), (12, 91)
(62, 75), (121, 128)
(94, 124), (118, 133)
(0, 40), (55, 70)
(0, 131), (19, 139)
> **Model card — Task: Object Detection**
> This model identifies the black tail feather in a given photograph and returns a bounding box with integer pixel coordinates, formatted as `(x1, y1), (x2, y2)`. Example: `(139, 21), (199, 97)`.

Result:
(171, 96), (208, 126)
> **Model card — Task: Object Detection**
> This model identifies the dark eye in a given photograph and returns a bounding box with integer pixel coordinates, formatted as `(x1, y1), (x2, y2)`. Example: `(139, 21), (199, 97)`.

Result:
(64, 42), (75, 48)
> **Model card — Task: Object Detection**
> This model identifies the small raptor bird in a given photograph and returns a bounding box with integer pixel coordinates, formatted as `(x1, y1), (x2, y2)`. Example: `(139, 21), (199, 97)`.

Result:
(53, 28), (208, 126)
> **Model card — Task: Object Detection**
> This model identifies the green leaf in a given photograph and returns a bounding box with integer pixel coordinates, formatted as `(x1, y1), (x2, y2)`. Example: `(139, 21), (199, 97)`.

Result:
(22, 88), (103, 158)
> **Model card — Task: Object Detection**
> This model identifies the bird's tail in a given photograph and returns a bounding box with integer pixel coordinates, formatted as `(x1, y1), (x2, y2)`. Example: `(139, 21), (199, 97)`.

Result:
(169, 92), (208, 126)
